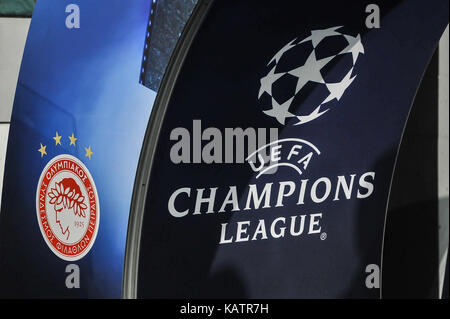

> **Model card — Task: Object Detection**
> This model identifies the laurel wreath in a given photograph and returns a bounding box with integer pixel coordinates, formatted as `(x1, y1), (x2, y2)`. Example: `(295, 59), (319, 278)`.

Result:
(48, 182), (87, 218)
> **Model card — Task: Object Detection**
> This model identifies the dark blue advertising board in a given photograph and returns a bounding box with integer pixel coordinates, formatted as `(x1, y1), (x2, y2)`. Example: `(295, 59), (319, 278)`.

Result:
(0, 0), (448, 299)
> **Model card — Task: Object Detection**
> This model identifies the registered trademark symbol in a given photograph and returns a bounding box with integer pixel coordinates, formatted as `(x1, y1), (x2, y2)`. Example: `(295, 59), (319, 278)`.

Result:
(320, 232), (327, 240)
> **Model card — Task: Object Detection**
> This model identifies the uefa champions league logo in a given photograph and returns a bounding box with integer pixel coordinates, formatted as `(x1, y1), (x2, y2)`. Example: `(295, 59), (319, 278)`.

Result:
(259, 26), (364, 125)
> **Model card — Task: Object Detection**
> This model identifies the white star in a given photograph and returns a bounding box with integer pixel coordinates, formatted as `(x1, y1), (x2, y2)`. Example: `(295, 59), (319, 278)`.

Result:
(300, 26), (343, 48)
(263, 97), (295, 125)
(295, 106), (329, 125)
(340, 34), (364, 63)
(268, 38), (297, 65)
(288, 50), (334, 94)
(322, 67), (356, 104)
(258, 66), (285, 98)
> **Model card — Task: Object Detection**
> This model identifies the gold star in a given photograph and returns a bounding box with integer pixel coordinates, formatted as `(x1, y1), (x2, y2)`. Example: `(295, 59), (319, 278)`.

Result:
(85, 146), (93, 160)
(68, 133), (78, 146)
(53, 132), (62, 146)
(38, 143), (47, 158)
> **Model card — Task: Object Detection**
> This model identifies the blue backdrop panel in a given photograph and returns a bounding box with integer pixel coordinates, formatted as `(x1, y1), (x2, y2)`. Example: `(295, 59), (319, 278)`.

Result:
(0, 0), (155, 298)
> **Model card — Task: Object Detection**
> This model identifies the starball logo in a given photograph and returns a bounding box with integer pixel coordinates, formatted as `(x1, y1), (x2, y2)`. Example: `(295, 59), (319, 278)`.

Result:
(167, 26), (375, 245)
